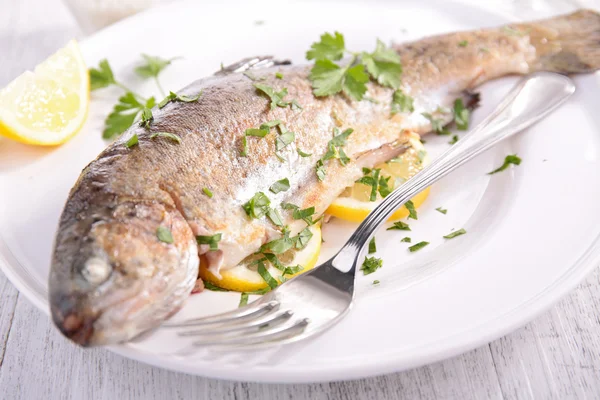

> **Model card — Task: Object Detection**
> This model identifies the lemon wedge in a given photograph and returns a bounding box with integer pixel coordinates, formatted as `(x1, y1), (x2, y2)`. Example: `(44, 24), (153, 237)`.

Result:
(199, 225), (322, 292)
(327, 135), (431, 222)
(0, 40), (89, 146)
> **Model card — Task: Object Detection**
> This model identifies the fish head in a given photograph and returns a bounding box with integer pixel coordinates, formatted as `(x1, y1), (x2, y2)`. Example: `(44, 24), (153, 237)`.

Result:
(49, 200), (199, 346)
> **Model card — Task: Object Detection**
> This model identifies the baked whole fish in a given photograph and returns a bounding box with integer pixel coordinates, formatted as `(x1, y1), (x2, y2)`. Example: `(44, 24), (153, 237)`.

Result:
(49, 10), (600, 346)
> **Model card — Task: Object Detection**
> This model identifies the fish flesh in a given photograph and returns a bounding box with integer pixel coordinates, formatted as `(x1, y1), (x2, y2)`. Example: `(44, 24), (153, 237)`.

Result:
(49, 10), (600, 346)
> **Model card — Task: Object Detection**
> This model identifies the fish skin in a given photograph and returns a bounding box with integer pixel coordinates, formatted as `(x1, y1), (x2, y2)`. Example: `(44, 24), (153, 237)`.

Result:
(49, 10), (600, 346)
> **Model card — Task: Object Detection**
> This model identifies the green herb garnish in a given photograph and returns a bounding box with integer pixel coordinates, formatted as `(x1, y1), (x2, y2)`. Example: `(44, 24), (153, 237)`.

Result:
(435, 207), (447, 214)
(361, 256), (383, 275)
(488, 155), (522, 174)
(270, 178), (290, 194)
(89, 59), (116, 91)
(458, 40), (468, 47)
(134, 54), (178, 96)
(295, 227), (313, 249)
(401, 237), (411, 243)
(391, 89), (415, 114)
(443, 228), (467, 239)
(240, 136), (248, 157)
(315, 128), (353, 180)
(422, 112), (450, 135)
(204, 282), (229, 292)
(368, 237), (377, 254)
(409, 241), (429, 252)
(260, 227), (294, 254)
(158, 91), (202, 108)
(156, 226), (174, 244)
(449, 135), (459, 145)
(275, 72), (283, 79)
(373, 280), (380, 285)
(356, 168), (381, 202)
(245, 128), (269, 137)
(104, 93), (156, 139)
(257, 261), (279, 289)
(267, 208), (284, 227)
(253, 83), (299, 110)
(405, 200), (418, 220)
(149, 132), (181, 143)
(242, 192), (271, 219)
(316, 159), (326, 181)
(297, 148), (312, 157)
(293, 206), (316, 225)
(196, 233), (222, 250)
(276, 131), (295, 151)
(306, 32), (401, 101)
(387, 221), (411, 231)
(239, 293), (249, 307)
(125, 134), (139, 148)
(283, 265), (303, 276)
(203, 187), (213, 198)
(453, 98), (470, 130)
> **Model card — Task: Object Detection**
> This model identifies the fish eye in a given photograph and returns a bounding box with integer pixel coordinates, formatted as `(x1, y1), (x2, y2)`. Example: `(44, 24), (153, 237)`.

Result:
(81, 257), (112, 285)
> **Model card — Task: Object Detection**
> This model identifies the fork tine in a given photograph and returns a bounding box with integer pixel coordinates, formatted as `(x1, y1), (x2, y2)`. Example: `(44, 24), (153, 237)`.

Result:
(178, 310), (294, 337)
(163, 300), (279, 328)
(191, 318), (310, 347)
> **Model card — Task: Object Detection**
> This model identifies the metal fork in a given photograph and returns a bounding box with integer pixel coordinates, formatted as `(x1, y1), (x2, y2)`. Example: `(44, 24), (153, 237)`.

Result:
(164, 72), (575, 348)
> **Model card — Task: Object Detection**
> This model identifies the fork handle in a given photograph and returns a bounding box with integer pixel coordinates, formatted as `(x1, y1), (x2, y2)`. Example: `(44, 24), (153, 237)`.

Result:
(331, 72), (575, 274)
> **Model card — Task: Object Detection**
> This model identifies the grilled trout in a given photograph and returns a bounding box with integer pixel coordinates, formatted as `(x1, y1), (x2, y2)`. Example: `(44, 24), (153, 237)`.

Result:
(50, 10), (600, 346)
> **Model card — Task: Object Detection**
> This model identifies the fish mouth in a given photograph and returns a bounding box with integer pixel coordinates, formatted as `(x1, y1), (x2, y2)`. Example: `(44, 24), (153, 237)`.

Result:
(51, 298), (100, 346)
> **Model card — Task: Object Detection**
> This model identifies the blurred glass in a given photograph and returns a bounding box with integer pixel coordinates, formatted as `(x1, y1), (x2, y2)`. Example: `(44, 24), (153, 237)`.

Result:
(63, 0), (173, 34)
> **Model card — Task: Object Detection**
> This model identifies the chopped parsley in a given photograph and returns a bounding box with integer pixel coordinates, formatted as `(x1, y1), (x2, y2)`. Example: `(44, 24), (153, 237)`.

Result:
(361, 256), (383, 275)
(315, 128), (353, 181)
(125, 134), (139, 148)
(292, 206), (317, 225)
(368, 237), (377, 254)
(204, 282), (229, 292)
(488, 155), (522, 175)
(240, 136), (248, 157)
(156, 226), (174, 244)
(260, 227), (294, 254)
(391, 89), (415, 114)
(295, 227), (313, 249)
(316, 159), (326, 181)
(401, 237), (411, 243)
(269, 178), (290, 194)
(140, 108), (153, 128)
(282, 265), (303, 276)
(158, 91), (202, 108)
(443, 228), (467, 239)
(267, 208), (284, 226)
(196, 233), (222, 251)
(306, 32), (401, 101)
(449, 135), (459, 145)
(253, 83), (299, 110)
(435, 207), (447, 214)
(245, 128), (269, 137)
(422, 112), (450, 135)
(373, 280), (380, 285)
(453, 98), (470, 130)
(458, 40), (469, 47)
(409, 241), (429, 252)
(242, 192), (271, 219)
(275, 72), (283, 79)
(257, 261), (278, 289)
(276, 130), (295, 151)
(405, 200), (418, 220)
(297, 148), (312, 157)
(239, 293), (249, 307)
(387, 221), (411, 231)
(202, 187), (213, 198)
(356, 168), (381, 202)
(260, 119), (282, 129)
(149, 132), (181, 144)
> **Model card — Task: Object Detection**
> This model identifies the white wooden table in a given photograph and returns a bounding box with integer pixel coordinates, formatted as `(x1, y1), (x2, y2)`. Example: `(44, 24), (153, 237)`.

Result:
(1, 0), (600, 398)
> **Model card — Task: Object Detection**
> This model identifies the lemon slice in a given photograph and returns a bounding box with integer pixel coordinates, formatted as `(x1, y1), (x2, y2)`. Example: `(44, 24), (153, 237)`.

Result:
(327, 136), (431, 222)
(0, 40), (89, 146)
(199, 225), (322, 292)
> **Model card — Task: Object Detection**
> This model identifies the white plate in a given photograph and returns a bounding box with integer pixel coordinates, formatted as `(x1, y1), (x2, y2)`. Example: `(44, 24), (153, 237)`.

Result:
(1, 0), (599, 383)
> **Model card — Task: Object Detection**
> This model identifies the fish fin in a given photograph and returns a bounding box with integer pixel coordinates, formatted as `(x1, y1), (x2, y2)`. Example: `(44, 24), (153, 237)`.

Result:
(215, 56), (291, 75)
(524, 9), (600, 74)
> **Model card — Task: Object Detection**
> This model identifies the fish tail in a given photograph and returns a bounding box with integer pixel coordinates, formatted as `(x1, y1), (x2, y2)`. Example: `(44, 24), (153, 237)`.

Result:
(523, 9), (600, 74)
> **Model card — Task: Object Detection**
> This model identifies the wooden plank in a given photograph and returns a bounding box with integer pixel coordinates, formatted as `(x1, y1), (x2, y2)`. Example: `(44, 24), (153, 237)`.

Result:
(0, 274), (19, 367)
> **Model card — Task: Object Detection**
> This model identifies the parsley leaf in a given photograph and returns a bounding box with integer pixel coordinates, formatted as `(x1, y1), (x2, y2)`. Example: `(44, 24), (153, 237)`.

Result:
(270, 178), (290, 194)
(297, 148), (312, 157)
(316, 159), (326, 181)
(422, 112), (451, 135)
(435, 207), (447, 214)
(156, 226), (174, 244)
(387, 221), (411, 231)
(240, 136), (248, 157)
(275, 72), (283, 79)
(150, 132), (181, 144)
(239, 293), (249, 307)
(453, 98), (470, 130)
(373, 280), (380, 285)
(292, 206), (316, 225)
(449, 135), (459, 145)
(409, 241), (429, 252)
(204, 282), (229, 292)
(488, 155), (522, 175)
(309, 60), (369, 101)
(361, 256), (383, 275)
(356, 168), (381, 202)
(294, 227), (313, 249)
(306, 32), (345, 61)
(203, 187), (213, 198)
(140, 107), (153, 128)
(89, 59), (116, 91)
(257, 261), (279, 289)
(125, 134), (139, 148)
(134, 54), (176, 78)
(260, 227), (294, 254)
(444, 228), (467, 239)
(405, 200), (418, 220)
(391, 89), (414, 114)
(267, 208), (284, 227)
(316, 128), (353, 179)
(361, 39), (402, 89)
(196, 233), (222, 251)
(401, 237), (411, 243)
(253, 83), (298, 110)
(245, 128), (269, 137)
(158, 91), (202, 108)
(276, 131), (295, 151)
(368, 237), (377, 254)
(260, 120), (282, 129)
(458, 40), (469, 47)
(242, 192), (271, 219)
(103, 92), (149, 139)
(283, 265), (303, 276)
